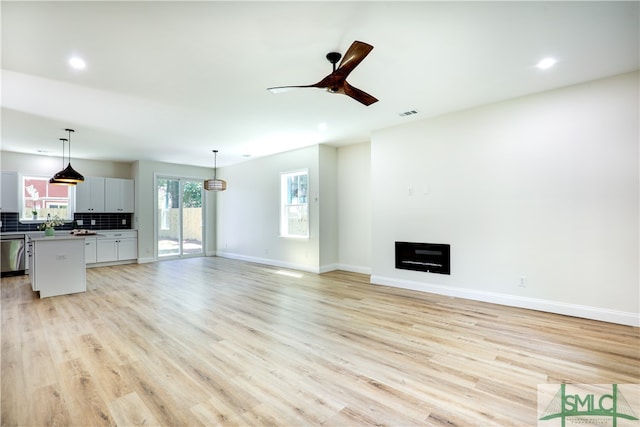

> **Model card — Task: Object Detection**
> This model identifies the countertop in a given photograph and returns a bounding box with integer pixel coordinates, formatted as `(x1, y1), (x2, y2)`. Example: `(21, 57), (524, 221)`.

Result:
(2, 229), (137, 238)
(28, 233), (100, 242)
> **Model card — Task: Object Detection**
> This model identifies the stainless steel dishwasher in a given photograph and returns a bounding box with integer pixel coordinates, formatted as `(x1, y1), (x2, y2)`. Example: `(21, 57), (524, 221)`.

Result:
(1, 234), (26, 277)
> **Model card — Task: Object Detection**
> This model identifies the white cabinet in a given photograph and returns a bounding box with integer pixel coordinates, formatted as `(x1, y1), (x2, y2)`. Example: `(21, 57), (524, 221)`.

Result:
(76, 177), (134, 213)
(96, 231), (137, 263)
(1, 171), (19, 212)
(75, 177), (105, 213)
(105, 178), (134, 213)
(116, 237), (137, 260)
(84, 237), (97, 264)
(96, 239), (117, 262)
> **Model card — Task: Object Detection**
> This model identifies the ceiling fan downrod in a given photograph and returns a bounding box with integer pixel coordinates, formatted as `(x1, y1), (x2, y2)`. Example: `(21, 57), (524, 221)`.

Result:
(326, 52), (342, 72)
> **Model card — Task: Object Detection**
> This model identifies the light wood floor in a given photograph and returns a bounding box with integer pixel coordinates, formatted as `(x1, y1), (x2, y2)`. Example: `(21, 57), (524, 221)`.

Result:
(1, 257), (638, 426)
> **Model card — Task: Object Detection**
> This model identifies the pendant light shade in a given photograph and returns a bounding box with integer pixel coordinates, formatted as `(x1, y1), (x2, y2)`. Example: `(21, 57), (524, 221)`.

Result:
(52, 128), (84, 184)
(50, 138), (77, 186)
(204, 150), (227, 191)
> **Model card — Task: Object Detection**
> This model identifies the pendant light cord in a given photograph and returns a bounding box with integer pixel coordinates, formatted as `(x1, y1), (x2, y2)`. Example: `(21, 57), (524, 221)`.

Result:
(213, 150), (218, 180)
(60, 138), (68, 168)
(65, 128), (75, 166)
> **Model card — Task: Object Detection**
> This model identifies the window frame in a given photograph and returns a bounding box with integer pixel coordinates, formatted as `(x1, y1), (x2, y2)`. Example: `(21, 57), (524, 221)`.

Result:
(280, 169), (309, 239)
(20, 175), (75, 222)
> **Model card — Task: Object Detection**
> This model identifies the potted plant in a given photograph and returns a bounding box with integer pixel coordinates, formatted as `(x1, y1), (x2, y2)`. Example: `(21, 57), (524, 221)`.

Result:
(31, 210), (38, 220)
(39, 215), (65, 236)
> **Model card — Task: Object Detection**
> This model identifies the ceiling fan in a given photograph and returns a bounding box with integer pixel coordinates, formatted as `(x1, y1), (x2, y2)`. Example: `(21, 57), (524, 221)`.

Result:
(267, 40), (378, 106)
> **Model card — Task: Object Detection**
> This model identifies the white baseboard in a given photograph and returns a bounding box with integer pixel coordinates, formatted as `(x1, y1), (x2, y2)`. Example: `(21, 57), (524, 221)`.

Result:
(87, 259), (137, 268)
(216, 251), (322, 274)
(336, 264), (372, 275)
(319, 263), (339, 273)
(371, 275), (639, 327)
(137, 257), (155, 264)
(211, 255), (370, 276)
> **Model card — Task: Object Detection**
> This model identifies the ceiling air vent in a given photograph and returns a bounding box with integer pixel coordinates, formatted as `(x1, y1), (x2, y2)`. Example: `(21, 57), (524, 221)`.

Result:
(399, 110), (418, 117)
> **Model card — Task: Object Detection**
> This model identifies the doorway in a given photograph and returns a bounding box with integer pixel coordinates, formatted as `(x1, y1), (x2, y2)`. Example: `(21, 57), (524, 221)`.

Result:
(157, 177), (204, 258)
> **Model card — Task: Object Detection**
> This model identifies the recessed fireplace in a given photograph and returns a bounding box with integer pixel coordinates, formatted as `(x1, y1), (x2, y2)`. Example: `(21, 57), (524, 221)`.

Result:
(395, 241), (450, 275)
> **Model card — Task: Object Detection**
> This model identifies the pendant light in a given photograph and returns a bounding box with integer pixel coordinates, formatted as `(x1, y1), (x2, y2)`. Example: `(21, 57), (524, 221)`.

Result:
(204, 150), (227, 191)
(51, 128), (84, 183)
(49, 138), (76, 186)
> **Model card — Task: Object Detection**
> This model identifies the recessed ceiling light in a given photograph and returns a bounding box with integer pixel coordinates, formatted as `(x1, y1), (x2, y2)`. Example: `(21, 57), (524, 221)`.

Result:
(536, 57), (557, 70)
(69, 56), (86, 70)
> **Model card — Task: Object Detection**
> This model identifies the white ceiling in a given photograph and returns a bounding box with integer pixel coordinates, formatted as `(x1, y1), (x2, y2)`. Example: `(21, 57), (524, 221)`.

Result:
(2, 1), (638, 168)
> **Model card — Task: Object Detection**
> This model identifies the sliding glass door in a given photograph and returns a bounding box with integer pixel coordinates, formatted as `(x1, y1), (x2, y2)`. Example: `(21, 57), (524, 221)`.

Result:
(157, 177), (204, 258)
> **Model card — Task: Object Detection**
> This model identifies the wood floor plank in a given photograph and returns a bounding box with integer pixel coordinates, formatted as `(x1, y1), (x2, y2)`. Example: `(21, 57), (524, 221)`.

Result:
(107, 392), (160, 427)
(57, 358), (116, 426)
(1, 256), (639, 426)
(31, 384), (73, 427)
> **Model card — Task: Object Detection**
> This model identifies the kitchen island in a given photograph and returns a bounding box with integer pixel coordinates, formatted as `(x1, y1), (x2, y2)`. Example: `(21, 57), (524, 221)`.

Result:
(28, 233), (86, 298)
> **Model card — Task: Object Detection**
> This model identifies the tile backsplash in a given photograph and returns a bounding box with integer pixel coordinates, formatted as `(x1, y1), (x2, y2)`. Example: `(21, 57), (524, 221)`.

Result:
(1, 212), (133, 233)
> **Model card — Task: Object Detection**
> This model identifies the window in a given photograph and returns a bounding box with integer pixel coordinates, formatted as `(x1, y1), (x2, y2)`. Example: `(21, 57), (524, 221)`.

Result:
(280, 170), (309, 238)
(22, 176), (73, 220)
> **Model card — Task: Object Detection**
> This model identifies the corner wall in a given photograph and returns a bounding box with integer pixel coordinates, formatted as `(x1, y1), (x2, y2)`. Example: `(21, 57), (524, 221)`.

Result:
(370, 72), (639, 325)
(216, 145), (337, 273)
(336, 142), (372, 274)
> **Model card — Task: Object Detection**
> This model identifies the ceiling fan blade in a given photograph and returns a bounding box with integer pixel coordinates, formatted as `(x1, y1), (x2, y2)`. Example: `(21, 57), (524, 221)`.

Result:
(334, 41), (374, 80)
(267, 85), (316, 93)
(342, 81), (378, 106)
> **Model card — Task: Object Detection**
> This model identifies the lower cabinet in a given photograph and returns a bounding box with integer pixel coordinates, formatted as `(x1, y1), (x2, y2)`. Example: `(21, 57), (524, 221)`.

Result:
(91, 231), (137, 264)
(85, 237), (97, 264)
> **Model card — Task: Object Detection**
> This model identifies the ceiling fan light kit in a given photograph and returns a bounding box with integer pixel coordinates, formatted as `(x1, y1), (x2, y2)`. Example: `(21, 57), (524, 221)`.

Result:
(204, 149), (227, 191)
(51, 129), (84, 184)
(267, 40), (378, 106)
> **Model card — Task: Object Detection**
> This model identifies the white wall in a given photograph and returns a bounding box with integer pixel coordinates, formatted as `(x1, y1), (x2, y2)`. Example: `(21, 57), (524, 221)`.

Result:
(1, 151), (132, 178)
(319, 145), (338, 272)
(216, 145), (337, 273)
(370, 72), (639, 326)
(336, 142), (372, 274)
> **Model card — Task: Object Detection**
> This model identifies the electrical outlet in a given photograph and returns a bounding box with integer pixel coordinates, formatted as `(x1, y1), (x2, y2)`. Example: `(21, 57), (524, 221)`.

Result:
(76, 219), (83, 226)
(122, 219), (126, 225)
(91, 219), (96, 226)
(519, 276), (527, 287)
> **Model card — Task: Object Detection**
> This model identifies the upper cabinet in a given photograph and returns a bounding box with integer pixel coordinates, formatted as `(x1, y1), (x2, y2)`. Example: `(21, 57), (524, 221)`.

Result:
(105, 178), (134, 213)
(76, 177), (134, 213)
(75, 177), (106, 213)
(1, 171), (19, 212)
